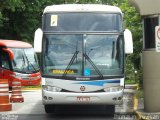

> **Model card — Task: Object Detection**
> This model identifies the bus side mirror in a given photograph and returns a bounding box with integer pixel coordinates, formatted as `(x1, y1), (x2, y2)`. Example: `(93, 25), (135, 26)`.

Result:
(34, 28), (43, 53)
(3, 48), (14, 60)
(124, 29), (133, 54)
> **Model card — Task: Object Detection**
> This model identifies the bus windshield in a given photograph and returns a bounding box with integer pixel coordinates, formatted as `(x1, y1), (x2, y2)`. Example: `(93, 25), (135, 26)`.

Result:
(44, 13), (122, 32)
(43, 34), (124, 78)
(11, 48), (39, 73)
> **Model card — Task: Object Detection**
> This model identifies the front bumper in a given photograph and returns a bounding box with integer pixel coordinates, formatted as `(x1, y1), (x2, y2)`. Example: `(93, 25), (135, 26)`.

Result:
(42, 89), (123, 105)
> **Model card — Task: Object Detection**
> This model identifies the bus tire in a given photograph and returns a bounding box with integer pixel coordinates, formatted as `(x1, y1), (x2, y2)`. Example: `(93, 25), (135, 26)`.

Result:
(44, 105), (55, 114)
(105, 105), (115, 117)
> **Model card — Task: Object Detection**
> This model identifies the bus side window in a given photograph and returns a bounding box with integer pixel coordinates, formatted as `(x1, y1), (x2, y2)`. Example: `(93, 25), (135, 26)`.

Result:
(1, 51), (10, 69)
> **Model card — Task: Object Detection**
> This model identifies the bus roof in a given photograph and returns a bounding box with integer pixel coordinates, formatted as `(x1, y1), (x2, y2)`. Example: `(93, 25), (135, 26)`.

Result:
(44, 4), (122, 14)
(0, 40), (32, 48)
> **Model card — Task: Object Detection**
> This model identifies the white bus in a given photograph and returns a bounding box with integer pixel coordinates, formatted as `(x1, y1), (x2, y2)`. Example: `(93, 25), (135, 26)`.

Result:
(34, 4), (133, 114)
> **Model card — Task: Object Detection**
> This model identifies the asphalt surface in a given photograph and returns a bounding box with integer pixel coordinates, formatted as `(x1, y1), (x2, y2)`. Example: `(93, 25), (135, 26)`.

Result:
(0, 90), (137, 120)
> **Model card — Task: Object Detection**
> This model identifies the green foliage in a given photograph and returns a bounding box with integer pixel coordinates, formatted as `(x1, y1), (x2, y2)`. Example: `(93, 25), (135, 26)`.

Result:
(0, 0), (62, 42)
(99, 0), (116, 4)
(0, 12), (3, 27)
(136, 89), (143, 98)
(1, 0), (25, 12)
(125, 55), (135, 81)
(125, 79), (136, 84)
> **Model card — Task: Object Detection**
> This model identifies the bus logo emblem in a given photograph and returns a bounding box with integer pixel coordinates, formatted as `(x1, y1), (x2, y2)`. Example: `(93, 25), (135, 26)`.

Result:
(80, 86), (86, 91)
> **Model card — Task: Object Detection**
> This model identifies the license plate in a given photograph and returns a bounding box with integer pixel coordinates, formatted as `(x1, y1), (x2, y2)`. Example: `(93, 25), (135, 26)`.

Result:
(76, 96), (90, 102)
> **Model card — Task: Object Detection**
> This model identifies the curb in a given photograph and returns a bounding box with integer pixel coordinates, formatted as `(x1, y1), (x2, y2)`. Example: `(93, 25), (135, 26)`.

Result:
(135, 110), (160, 120)
(135, 111), (151, 120)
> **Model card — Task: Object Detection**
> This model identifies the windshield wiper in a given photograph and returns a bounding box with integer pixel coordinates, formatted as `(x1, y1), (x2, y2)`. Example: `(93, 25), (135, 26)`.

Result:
(62, 51), (79, 78)
(28, 61), (39, 71)
(83, 53), (104, 79)
(23, 51), (39, 72)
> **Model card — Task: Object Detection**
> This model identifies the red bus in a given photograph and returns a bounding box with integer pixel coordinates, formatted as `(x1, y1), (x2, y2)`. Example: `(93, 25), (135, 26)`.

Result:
(0, 40), (41, 87)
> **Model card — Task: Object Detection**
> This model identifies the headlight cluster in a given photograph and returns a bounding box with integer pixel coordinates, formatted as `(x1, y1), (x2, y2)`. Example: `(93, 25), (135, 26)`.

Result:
(10, 73), (41, 80)
(43, 85), (62, 92)
(9, 73), (25, 79)
(22, 75), (41, 80)
(104, 86), (124, 92)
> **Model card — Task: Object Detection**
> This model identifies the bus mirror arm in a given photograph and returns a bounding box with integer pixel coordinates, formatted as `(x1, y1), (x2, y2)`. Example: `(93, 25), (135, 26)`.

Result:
(124, 81), (126, 89)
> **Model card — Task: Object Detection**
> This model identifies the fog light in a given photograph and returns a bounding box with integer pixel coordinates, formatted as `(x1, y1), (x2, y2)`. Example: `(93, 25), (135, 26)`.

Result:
(48, 97), (53, 100)
(118, 97), (122, 100)
(113, 97), (117, 101)
(44, 96), (47, 100)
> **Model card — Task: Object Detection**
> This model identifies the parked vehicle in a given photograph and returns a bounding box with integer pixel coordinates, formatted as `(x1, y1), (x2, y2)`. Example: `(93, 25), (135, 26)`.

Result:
(0, 40), (41, 87)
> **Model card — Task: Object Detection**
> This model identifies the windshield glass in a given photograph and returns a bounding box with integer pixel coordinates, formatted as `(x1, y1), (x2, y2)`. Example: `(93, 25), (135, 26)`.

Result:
(11, 48), (39, 73)
(43, 34), (124, 78)
(44, 13), (122, 32)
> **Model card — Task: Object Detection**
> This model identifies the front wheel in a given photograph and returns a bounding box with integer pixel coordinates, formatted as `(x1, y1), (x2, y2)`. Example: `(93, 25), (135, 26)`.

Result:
(44, 105), (55, 114)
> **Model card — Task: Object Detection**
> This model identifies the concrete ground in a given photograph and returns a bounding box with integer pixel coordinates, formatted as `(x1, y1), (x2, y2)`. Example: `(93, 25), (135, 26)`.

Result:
(0, 86), (139, 120)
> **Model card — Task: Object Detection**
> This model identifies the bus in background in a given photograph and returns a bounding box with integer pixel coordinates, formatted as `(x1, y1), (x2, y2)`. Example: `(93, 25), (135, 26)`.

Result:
(34, 4), (133, 114)
(0, 40), (41, 87)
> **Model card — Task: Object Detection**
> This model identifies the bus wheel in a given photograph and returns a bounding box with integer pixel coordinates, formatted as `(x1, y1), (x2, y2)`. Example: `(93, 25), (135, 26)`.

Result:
(44, 105), (55, 113)
(105, 105), (115, 117)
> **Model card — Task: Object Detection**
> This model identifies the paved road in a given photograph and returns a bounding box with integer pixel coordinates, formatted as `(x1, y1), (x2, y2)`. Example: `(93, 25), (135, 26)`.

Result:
(0, 90), (137, 120)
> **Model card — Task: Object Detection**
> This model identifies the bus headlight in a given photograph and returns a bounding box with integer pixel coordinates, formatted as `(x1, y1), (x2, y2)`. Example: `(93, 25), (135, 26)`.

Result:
(104, 86), (124, 92)
(27, 75), (41, 80)
(43, 85), (62, 92)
